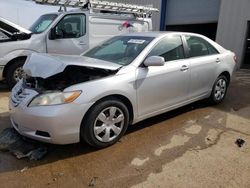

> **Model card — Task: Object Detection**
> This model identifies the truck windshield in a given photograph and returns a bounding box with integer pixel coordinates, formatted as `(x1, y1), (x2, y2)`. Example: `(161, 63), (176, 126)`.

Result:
(0, 31), (9, 40)
(30, 14), (58, 34)
(83, 36), (154, 65)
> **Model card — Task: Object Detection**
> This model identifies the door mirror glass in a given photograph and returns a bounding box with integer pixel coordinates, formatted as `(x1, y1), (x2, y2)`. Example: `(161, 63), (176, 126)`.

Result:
(144, 56), (165, 67)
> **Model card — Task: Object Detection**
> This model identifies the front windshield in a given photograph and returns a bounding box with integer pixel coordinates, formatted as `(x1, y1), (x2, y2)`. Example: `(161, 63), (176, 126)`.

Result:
(30, 14), (58, 34)
(83, 36), (154, 65)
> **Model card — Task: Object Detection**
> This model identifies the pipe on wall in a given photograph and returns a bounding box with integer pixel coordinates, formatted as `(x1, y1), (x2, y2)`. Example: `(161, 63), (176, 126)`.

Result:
(160, 0), (167, 31)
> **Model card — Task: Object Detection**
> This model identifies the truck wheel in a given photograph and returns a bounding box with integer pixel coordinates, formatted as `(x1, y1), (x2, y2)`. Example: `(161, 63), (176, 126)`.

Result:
(6, 60), (25, 89)
(81, 98), (129, 148)
(209, 75), (229, 104)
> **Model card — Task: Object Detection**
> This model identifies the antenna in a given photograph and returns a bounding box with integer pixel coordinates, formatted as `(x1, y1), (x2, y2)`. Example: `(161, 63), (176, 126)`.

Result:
(34, 0), (159, 16)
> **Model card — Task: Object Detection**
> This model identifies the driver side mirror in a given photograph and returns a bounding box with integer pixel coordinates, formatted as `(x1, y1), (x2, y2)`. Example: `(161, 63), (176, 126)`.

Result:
(143, 56), (165, 67)
(49, 27), (56, 40)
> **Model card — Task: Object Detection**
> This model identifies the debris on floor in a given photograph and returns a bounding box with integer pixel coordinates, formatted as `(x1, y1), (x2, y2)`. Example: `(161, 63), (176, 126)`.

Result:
(0, 128), (21, 150)
(0, 128), (48, 160)
(88, 177), (98, 187)
(235, 138), (245, 148)
(20, 166), (29, 173)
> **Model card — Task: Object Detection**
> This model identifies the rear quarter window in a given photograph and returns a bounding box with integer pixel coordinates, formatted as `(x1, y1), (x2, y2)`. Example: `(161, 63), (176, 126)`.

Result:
(185, 36), (219, 58)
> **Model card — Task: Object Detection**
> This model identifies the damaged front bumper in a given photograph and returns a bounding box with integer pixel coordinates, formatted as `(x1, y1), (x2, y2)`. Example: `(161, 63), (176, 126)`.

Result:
(9, 82), (94, 144)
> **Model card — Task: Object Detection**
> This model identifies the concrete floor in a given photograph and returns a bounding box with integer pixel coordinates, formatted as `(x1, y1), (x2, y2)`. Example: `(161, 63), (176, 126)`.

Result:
(0, 70), (250, 188)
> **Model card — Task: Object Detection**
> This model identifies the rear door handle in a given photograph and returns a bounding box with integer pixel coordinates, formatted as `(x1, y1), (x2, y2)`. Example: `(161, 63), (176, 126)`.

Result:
(180, 65), (189, 72)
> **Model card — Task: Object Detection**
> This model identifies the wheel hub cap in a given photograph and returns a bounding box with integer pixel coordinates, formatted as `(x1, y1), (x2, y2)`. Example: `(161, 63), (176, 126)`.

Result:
(94, 107), (124, 143)
(214, 79), (226, 101)
(13, 67), (25, 82)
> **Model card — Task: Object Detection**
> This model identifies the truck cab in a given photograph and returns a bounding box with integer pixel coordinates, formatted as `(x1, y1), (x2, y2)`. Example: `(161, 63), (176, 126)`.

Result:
(0, 0), (157, 87)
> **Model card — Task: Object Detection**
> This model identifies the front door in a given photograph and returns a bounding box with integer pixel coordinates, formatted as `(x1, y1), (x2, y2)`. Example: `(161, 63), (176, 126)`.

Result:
(46, 13), (89, 55)
(136, 36), (190, 117)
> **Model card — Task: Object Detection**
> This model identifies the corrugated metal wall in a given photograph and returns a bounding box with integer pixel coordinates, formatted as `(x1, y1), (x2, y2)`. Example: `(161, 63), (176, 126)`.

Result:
(108, 0), (161, 30)
(216, 0), (250, 68)
(166, 0), (221, 25)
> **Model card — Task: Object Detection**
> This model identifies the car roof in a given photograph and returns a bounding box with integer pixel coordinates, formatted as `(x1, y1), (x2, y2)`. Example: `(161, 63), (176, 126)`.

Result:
(121, 31), (206, 38)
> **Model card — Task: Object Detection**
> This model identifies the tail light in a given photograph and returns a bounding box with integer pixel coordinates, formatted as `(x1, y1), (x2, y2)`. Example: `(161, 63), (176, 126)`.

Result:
(233, 53), (237, 63)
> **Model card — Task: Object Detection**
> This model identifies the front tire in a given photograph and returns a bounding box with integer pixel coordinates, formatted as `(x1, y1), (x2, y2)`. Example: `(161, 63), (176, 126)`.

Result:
(209, 75), (229, 104)
(6, 60), (25, 89)
(81, 98), (129, 148)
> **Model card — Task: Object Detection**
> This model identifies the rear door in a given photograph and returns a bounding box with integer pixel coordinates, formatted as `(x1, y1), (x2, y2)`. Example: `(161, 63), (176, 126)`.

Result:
(184, 35), (221, 99)
(136, 35), (190, 117)
(46, 13), (89, 55)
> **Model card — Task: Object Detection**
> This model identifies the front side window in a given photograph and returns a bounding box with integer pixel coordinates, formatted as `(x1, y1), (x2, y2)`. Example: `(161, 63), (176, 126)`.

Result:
(185, 36), (219, 58)
(30, 14), (58, 34)
(54, 14), (86, 39)
(84, 36), (154, 65)
(148, 36), (185, 62)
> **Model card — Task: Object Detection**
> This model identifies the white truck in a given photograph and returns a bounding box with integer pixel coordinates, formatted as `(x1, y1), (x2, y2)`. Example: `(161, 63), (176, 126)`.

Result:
(0, 0), (158, 87)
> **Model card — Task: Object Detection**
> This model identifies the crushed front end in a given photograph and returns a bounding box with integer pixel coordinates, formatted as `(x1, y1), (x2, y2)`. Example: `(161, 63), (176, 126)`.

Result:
(9, 80), (92, 144)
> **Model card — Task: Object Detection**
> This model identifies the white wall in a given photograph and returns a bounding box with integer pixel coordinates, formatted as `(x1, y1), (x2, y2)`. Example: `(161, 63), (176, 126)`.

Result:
(0, 0), (60, 29)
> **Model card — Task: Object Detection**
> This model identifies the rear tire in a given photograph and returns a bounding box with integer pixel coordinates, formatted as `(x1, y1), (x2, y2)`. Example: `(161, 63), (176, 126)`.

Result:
(81, 98), (129, 148)
(209, 75), (229, 104)
(6, 59), (25, 89)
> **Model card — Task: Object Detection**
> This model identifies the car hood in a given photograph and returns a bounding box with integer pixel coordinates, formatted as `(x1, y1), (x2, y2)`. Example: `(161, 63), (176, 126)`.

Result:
(23, 53), (122, 79)
(0, 17), (31, 37)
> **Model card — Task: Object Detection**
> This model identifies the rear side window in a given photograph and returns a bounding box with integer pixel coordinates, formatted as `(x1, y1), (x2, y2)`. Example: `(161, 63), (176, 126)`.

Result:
(148, 36), (185, 62)
(185, 36), (219, 58)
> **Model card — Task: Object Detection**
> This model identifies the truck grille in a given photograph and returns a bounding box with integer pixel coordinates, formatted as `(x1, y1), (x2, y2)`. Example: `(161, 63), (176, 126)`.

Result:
(11, 87), (29, 107)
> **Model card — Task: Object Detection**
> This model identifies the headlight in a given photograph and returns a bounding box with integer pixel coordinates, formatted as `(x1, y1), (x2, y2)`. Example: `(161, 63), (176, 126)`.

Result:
(29, 91), (81, 107)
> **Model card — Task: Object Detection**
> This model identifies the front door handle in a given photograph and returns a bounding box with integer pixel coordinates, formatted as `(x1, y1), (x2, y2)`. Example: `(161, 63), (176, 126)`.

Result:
(180, 65), (189, 72)
(78, 41), (86, 45)
(216, 58), (221, 63)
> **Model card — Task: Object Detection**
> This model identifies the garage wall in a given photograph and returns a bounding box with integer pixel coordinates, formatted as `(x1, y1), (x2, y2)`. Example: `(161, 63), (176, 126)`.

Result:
(216, 0), (250, 68)
(165, 0), (221, 25)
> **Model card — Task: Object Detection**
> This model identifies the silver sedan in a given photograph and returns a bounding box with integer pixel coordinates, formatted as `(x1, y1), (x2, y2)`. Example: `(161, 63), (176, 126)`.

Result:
(9, 32), (236, 148)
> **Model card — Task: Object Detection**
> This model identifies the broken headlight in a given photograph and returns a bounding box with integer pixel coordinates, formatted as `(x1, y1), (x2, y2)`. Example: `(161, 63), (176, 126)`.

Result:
(28, 91), (81, 107)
